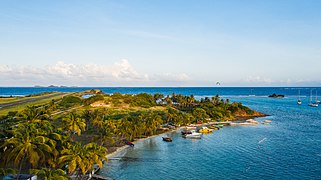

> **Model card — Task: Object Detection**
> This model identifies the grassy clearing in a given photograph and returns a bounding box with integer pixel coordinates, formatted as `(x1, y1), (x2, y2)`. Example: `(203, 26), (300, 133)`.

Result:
(0, 93), (67, 116)
(0, 97), (19, 104)
(0, 92), (62, 105)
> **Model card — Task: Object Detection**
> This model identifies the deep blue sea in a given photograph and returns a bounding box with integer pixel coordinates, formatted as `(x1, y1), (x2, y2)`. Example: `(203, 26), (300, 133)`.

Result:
(1, 87), (321, 179)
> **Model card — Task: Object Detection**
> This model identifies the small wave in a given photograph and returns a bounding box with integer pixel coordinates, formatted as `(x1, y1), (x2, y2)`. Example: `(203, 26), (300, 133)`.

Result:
(258, 138), (267, 144)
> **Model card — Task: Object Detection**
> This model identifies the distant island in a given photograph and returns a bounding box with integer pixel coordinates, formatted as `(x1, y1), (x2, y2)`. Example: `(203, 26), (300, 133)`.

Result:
(34, 85), (78, 88)
(268, 93), (285, 98)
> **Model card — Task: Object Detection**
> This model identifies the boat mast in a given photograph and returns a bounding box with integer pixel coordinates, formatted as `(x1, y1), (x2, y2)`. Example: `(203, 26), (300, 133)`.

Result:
(298, 90), (300, 101)
(310, 90), (312, 103)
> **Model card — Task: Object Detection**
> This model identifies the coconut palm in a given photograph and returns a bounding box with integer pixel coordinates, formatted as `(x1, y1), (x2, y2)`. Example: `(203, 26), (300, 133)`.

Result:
(81, 109), (92, 131)
(58, 142), (107, 177)
(85, 143), (107, 169)
(30, 168), (70, 180)
(96, 120), (115, 146)
(63, 112), (86, 137)
(1, 125), (56, 174)
(58, 142), (90, 175)
(21, 106), (48, 122)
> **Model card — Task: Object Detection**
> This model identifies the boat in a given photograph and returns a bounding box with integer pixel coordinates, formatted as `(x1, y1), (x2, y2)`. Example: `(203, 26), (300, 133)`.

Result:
(249, 89), (255, 96)
(186, 125), (197, 130)
(181, 130), (192, 135)
(262, 120), (272, 125)
(198, 126), (213, 133)
(124, 140), (134, 147)
(315, 90), (320, 104)
(308, 90), (318, 107)
(208, 125), (219, 130)
(162, 137), (172, 142)
(216, 124), (224, 128)
(230, 119), (259, 126)
(297, 90), (302, 105)
(182, 130), (201, 139)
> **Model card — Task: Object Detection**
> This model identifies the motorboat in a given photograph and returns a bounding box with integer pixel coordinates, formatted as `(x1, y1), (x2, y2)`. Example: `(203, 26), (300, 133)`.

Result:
(124, 140), (134, 147)
(181, 130), (192, 135)
(162, 137), (172, 142)
(198, 127), (213, 133)
(183, 130), (201, 139)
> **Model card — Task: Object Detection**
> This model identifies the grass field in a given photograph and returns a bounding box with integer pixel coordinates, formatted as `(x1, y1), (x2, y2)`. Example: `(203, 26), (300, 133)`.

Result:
(0, 93), (68, 116)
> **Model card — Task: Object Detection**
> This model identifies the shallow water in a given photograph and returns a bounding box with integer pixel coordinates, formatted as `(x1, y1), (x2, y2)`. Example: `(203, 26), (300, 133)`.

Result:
(99, 96), (321, 179)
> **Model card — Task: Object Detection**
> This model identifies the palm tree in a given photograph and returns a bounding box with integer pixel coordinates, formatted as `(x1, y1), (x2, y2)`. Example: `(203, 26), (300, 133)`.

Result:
(58, 142), (107, 177)
(30, 168), (70, 180)
(63, 112), (86, 137)
(1, 124), (57, 174)
(81, 109), (92, 131)
(21, 106), (48, 122)
(91, 109), (104, 128)
(58, 142), (90, 175)
(192, 108), (209, 123)
(0, 168), (16, 177)
(85, 143), (107, 169)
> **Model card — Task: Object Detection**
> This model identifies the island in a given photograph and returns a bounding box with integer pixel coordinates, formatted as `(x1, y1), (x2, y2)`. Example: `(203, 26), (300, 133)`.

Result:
(0, 90), (265, 179)
(268, 93), (285, 98)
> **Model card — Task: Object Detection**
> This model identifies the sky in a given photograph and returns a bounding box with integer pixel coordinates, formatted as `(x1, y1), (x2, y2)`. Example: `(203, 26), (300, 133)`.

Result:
(0, 0), (321, 87)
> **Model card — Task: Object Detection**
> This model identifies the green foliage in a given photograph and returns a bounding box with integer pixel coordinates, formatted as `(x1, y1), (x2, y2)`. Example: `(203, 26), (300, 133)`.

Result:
(30, 168), (70, 180)
(59, 96), (82, 108)
(130, 93), (156, 108)
(83, 94), (104, 106)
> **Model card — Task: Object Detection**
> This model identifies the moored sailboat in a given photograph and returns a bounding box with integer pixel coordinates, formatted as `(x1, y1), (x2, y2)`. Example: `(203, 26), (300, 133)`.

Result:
(297, 90), (302, 105)
(308, 90), (318, 107)
(315, 90), (320, 104)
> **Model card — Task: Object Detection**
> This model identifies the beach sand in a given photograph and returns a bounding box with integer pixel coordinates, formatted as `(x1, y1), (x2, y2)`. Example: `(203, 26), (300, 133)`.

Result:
(105, 127), (182, 159)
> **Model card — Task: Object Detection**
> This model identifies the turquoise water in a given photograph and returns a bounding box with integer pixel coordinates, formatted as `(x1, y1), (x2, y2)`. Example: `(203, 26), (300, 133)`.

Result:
(99, 95), (321, 179)
(1, 87), (321, 179)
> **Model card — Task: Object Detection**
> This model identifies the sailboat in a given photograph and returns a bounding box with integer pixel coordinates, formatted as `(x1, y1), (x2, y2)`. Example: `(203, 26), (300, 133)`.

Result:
(315, 90), (320, 104)
(297, 90), (302, 105)
(249, 89), (255, 97)
(308, 89), (318, 107)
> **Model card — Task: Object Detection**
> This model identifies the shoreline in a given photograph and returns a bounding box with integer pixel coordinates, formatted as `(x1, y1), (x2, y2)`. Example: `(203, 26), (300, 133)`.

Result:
(104, 115), (268, 159)
(105, 127), (182, 159)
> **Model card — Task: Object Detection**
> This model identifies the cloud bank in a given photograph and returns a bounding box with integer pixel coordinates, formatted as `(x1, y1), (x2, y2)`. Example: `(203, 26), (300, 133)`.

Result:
(0, 60), (190, 86)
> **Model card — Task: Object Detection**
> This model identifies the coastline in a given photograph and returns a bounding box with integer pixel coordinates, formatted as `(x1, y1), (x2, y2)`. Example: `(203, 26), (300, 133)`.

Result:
(104, 114), (268, 160)
(105, 127), (182, 159)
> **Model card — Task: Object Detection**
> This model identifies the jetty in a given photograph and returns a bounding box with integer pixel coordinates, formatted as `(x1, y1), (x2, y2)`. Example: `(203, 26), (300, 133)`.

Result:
(91, 174), (114, 180)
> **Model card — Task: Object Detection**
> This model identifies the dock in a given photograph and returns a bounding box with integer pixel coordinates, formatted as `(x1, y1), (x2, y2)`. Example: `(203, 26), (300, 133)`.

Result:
(209, 121), (231, 126)
(91, 174), (114, 180)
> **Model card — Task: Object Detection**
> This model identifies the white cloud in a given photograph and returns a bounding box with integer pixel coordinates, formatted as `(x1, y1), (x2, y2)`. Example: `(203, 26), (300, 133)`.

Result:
(245, 76), (273, 84)
(0, 59), (190, 86)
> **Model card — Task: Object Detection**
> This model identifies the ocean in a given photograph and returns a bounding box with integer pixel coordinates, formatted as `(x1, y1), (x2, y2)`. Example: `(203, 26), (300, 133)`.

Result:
(1, 87), (321, 179)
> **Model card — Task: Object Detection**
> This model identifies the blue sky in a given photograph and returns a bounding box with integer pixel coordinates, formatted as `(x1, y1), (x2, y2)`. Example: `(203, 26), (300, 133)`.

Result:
(0, 0), (321, 86)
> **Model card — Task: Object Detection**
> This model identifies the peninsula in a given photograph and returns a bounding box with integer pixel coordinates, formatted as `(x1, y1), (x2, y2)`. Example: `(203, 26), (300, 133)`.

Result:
(0, 90), (265, 179)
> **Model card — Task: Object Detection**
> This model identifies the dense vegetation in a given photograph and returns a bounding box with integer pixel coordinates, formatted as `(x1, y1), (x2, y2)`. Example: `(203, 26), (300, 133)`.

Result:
(0, 90), (263, 179)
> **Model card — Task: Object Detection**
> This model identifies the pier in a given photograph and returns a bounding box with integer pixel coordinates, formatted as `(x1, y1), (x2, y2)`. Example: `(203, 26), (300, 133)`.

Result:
(91, 174), (114, 180)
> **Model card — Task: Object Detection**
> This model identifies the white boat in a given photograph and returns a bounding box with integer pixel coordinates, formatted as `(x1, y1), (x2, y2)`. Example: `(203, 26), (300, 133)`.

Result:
(308, 89), (318, 107)
(315, 90), (320, 104)
(262, 120), (272, 125)
(249, 89), (255, 96)
(183, 130), (201, 139)
(297, 90), (302, 105)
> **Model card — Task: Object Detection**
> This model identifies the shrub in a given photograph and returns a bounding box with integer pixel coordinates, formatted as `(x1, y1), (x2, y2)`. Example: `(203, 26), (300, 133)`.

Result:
(130, 93), (156, 108)
(83, 94), (105, 105)
(59, 96), (82, 108)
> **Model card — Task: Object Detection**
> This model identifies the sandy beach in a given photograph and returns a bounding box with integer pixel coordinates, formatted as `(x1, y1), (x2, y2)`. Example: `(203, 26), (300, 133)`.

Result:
(105, 127), (183, 159)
